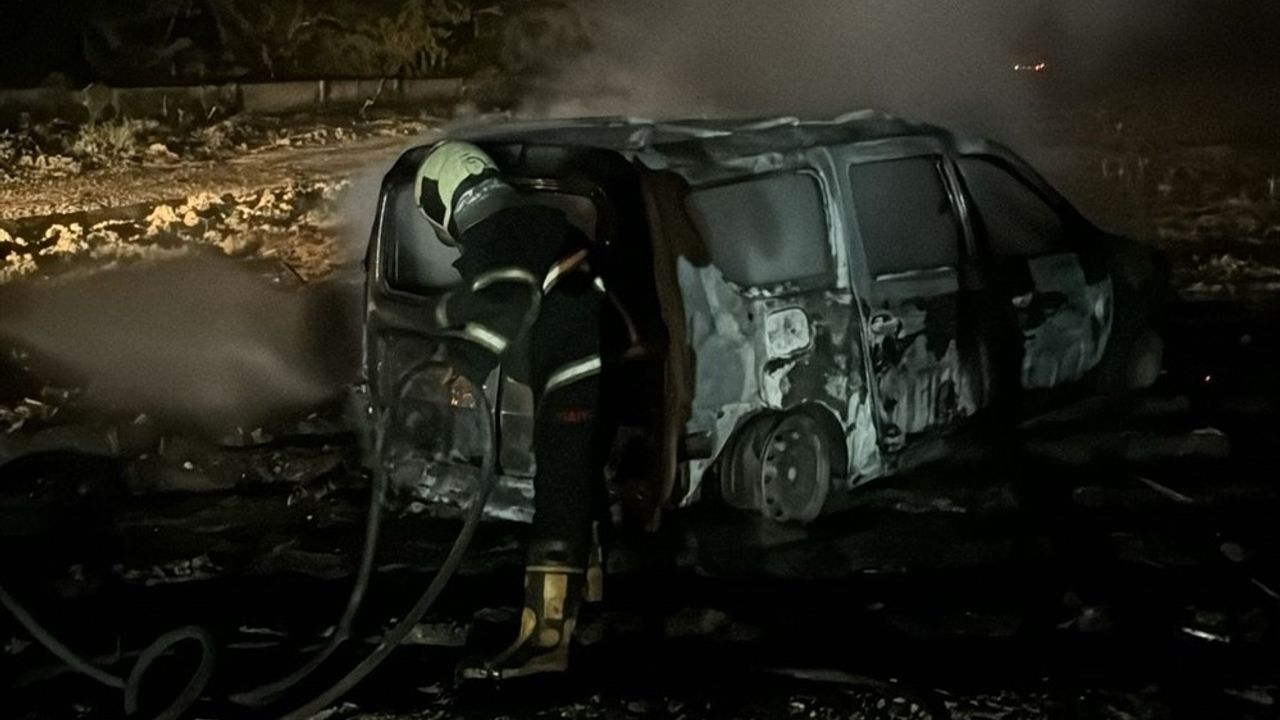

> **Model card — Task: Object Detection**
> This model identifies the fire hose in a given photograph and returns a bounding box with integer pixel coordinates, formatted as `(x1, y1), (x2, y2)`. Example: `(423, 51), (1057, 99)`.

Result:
(1, 274), (537, 719)
(270, 365), (498, 720)
(0, 360), (500, 719)
(0, 576), (217, 720)
(244, 287), (541, 718)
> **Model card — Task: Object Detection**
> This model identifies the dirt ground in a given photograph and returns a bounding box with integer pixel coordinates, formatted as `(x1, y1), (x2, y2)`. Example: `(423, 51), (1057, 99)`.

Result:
(1, 116), (435, 288)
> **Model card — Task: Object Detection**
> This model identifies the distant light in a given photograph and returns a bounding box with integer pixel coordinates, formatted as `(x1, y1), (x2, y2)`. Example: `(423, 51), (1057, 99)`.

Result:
(1203, 374), (1213, 384)
(1181, 626), (1230, 644)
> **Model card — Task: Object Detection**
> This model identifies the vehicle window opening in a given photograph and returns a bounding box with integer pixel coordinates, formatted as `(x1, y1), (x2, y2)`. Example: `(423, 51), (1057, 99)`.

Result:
(383, 180), (463, 294)
(384, 188), (599, 295)
(683, 173), (832, 287)
(848, 157), (961, 277)
(957, 156), (1066, 257)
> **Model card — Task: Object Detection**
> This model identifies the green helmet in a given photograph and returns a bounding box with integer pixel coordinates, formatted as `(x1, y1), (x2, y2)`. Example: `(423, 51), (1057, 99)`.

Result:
(414, 140), (499, 243)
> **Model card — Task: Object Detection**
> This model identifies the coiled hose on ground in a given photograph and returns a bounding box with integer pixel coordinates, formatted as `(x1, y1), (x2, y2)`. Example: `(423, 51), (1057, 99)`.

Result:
(0, 581), (217, 720)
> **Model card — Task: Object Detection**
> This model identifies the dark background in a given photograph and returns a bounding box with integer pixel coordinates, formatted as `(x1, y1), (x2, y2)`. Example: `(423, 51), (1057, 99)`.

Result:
(0, 0), (578, 87)
(3, 1), (1278, 91)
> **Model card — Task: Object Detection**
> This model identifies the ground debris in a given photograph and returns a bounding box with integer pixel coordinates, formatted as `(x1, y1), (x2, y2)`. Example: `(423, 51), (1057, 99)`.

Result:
(400, 621), (470, 647)
(1223, 685), (1277, 707)
(945, 690), (1051, 720)
(0, 396), (64, 434)
(663, 607), (729, 638)
(113, 553), (222, 586)
(1027, 427), (1229, 465)
(308, 702), (361, 720)
(5, 635), (31, 656)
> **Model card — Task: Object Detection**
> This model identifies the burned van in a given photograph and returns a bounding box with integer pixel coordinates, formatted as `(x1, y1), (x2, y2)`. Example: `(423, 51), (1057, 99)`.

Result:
(357, 112), (1167, 531)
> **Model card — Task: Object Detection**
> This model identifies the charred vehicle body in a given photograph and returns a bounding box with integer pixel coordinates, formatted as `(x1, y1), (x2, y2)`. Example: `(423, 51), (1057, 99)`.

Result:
(357, 112), (1167, 554)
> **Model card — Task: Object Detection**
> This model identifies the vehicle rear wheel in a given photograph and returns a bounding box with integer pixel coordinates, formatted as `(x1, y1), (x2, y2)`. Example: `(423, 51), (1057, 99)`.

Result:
(760, 413), (831, 523)
(720, 410), (833, 524)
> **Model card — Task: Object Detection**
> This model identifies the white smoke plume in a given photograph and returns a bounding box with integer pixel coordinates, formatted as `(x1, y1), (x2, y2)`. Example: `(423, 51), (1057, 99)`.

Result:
(0, 257), (362, 437)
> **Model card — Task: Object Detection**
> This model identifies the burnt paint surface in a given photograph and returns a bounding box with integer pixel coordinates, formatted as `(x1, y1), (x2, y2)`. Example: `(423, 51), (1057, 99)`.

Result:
(1016, 254), (1114, 389)
(376, 339), (536, 521)
(679, 256), (879, 495)
(865, 293), (979, 448)
(763, 294), (857, 415)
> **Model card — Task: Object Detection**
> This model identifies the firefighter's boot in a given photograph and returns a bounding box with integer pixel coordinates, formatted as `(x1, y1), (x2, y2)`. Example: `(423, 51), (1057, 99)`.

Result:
(464, 543), (587, 680)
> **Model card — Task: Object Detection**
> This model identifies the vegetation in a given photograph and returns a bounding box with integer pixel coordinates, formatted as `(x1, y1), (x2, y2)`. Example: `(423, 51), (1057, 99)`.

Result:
(338, 0), (472, 76)
(264, 0), (589, 78)
(193, 0), (590, 81)
(68, 118), (157, 164)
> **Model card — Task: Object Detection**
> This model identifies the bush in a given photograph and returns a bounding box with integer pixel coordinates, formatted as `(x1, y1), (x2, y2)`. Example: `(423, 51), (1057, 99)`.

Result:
(340, 0), (460, 76)
(69, 118), (157, 164)
(246, 0), (590, 79)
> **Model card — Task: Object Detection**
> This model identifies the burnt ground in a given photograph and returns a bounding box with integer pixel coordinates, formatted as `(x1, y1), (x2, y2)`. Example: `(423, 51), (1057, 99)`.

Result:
(1, 114), (1280, 720)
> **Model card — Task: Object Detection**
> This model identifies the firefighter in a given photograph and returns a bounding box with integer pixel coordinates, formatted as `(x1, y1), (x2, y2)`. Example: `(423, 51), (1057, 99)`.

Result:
(415, 140), (609, 679)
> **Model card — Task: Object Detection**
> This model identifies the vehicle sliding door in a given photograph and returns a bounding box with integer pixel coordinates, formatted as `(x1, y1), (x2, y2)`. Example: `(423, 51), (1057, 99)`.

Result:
(844, 151), (983, 454)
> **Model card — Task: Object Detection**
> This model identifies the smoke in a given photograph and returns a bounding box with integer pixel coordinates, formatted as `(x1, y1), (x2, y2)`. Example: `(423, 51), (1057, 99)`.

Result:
(519, 2), (1032, 138)
(518, 0), (1221, 148)
(0, 129), (440, 443)
(0, 257), (362, 438)
(335, 166), (394, 263)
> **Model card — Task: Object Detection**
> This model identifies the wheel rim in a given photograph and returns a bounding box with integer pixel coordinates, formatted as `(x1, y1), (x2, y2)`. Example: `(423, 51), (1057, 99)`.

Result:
(759, 413), (830, 523)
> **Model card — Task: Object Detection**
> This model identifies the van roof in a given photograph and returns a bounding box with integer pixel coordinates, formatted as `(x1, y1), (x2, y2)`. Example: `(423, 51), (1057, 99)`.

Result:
(448, 110), (955, 166)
